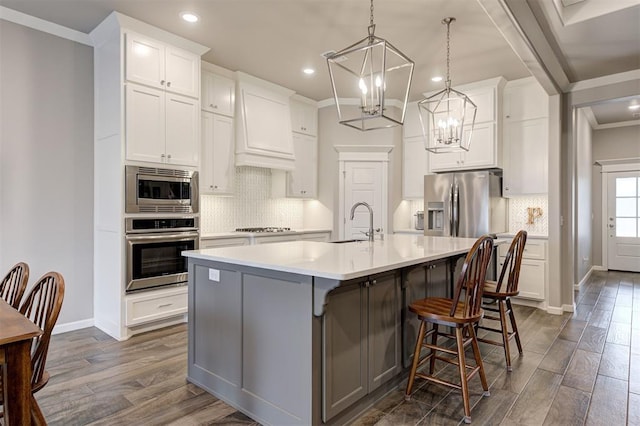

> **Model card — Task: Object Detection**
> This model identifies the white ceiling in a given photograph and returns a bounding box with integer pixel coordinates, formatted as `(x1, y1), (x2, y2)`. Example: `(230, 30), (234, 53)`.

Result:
(1, 0), (639, 124)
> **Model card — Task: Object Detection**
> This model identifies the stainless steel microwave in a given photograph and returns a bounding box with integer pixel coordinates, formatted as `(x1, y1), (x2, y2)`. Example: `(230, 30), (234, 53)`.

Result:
(125, 166), (199, 214)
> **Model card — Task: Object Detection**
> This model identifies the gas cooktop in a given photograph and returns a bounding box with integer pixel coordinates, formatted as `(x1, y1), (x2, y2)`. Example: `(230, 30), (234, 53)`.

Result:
(235, 227), (292, 233)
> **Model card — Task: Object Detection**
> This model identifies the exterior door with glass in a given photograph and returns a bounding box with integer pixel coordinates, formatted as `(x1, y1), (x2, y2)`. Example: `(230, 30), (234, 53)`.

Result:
(607, 171), (640, 272)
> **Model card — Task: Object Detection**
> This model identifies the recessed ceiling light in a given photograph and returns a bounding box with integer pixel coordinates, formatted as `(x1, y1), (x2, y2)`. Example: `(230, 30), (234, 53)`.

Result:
(180, 12), (199, 23)
(431, 76), (443, 82)
(628, 104), (640, 110)
(303, 68), (315, 75)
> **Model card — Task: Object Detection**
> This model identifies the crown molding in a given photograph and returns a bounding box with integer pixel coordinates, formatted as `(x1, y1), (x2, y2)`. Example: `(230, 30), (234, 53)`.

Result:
(0, 6), (92, 46)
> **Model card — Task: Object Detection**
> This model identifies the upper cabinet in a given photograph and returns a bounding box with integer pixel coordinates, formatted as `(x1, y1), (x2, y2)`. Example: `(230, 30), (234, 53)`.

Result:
(201, 111), (235, 194)
(125, 31), (200, 98)
(502, 77), (549, 196)
(290, 97), (317, 136)
(201, 70), (235, 117)
(235, 72), (295, 171)
(428, 77), (505, 173)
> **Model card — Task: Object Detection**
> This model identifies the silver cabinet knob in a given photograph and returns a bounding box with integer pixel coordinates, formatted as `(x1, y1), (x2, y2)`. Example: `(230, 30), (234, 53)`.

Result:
(160, 80), (165, 85)
(167, 154), (172, 160)
(167, 81), (171, 87)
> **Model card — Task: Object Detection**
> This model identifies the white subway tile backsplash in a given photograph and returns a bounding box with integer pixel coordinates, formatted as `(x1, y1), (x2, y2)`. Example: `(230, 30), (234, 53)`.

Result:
(201, 166), (304, 233)
(508, 195), (548, 235)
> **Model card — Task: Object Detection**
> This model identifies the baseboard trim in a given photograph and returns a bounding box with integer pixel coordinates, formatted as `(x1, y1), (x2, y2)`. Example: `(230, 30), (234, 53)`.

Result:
(53, 318), (94, 335)
(592, 265), (606, 271)
(546, 305), (564, 315)
(562, 303), (576, 313)
(575, 267), (595, 290)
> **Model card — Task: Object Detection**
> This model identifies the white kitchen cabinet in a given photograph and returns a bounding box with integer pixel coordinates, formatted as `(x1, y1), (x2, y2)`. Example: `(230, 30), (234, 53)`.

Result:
(290, 97), (317, 136)
(503, 118), (548, 195)
(235, 72), (295, 170)
(299, 231), (331, 242)
(426, 77), (504, 173)
(253, 234), (301, 244)
(126, 31), (200, 98)
(402, 136), (428, 199)
(125, 83), (199, 167)
(201, 111), (235, 194)
(498, 237), (547, 300)
(273, 133), (318, 198)
(502, 78), (549, 197)
(403, 101), (424, 139)
(428, 122), (495, 172)
(125, 286), (188, 326)
(201, 70), (235, 117)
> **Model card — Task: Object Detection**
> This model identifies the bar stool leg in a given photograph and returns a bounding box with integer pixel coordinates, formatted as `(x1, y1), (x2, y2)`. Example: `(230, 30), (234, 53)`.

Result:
(455, 327), (472, 424)
(429, 324), (439, 374)
(469, 323), (490, 396)
(405, 321), (427, 400)
(507, 299), (523, 354)
(499, 300), (513, 371)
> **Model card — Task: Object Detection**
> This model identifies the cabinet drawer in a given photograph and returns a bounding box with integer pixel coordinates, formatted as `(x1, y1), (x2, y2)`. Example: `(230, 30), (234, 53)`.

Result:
(126, 288), (187, 326)
(498, 239), (546, 260)
(252, 235), (299, 244)
(300, 232), (330, 242)
(200, 237), (250, 248)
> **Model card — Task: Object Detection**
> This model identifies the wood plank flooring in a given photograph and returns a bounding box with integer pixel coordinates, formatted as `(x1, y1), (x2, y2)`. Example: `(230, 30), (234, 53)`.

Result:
(29, 270), (640, 425)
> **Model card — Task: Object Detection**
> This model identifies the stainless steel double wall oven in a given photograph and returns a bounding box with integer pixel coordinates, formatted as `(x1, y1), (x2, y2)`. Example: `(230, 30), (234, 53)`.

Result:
(125, 166), (199, 293)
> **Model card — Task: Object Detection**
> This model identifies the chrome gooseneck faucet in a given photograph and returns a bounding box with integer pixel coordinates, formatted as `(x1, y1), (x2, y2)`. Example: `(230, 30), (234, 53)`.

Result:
(350, 201), (375, 242)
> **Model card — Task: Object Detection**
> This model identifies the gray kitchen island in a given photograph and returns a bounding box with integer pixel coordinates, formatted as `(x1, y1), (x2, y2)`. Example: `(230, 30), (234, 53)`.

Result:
(183, 234), (481, 425)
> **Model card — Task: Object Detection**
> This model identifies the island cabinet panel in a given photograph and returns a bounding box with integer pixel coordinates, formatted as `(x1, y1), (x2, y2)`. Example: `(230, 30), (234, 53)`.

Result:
(190, 264), (242, 388)
(242, 273), (313, 422)
(322, 271), (401, 422)
(402, 260), (451, 367)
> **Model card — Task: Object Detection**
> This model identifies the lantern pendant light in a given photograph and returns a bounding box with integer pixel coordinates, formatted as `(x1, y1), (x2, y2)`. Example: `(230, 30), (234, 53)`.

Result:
(326, 0), (414, 131)
(419, 17), (477, 153)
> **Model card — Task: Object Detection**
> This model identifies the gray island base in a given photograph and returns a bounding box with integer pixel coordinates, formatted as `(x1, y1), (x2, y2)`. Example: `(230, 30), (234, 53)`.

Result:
(183, 235), (481, 425)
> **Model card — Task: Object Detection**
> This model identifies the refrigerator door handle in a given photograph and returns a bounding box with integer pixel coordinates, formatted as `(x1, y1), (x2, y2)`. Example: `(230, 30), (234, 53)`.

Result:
(454, 183), (460, 237)
(449, 184), (454, 237)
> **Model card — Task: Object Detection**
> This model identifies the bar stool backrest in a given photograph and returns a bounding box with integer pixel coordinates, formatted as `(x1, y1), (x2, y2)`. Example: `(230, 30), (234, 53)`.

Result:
(19, 271), (65, 391)
(450, 235), (494, 318)
(495, 230), (528, 294)
(0, 262), (29, 309)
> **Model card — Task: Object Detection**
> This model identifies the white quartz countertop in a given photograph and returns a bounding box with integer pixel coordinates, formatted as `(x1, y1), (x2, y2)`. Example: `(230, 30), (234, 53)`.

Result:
(184, 234), (483, 281)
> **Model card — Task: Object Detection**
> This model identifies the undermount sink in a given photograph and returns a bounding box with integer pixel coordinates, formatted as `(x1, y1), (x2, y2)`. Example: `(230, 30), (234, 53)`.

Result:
(329, 239), (365, 244)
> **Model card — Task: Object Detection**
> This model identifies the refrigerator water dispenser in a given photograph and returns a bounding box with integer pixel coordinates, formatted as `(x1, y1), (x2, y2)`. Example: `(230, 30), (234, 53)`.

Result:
(426, 202), (444, 232)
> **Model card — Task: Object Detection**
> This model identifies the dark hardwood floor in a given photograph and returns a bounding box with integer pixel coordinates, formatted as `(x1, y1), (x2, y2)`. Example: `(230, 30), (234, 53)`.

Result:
(35, 270), (639, 425)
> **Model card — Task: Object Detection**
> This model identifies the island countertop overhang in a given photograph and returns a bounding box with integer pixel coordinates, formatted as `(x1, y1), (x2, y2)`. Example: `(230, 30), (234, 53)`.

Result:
(183, 234), (483, 281)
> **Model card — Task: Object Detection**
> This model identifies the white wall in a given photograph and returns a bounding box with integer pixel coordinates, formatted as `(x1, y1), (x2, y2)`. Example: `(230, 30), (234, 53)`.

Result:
(575, 108), (593, 283)
(0, 20), (94, 326)
(591, 125), (640, 266)
(310, 105), (403, 238)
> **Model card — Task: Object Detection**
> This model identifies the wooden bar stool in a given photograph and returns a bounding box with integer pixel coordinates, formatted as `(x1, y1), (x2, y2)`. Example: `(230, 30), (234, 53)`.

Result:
(477, 230), (527, 371)
(405, 235), (494, 424)
(0, 262), (29, 309)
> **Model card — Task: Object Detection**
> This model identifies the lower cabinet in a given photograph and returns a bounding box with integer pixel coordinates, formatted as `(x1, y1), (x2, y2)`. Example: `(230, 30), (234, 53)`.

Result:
(125, 286), (188, 326)
(322, 271), (401, 422)
(200, 236), (250, 248)
(498, 237), (547, 300)
(402, 260), (451, 367)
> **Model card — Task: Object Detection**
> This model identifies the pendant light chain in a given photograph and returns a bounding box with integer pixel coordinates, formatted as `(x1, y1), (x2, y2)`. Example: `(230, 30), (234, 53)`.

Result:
(370, 0), (374, 27)
(443, 17), (455, 90)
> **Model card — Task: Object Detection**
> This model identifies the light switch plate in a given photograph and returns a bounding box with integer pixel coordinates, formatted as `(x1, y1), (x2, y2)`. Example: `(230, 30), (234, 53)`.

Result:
(208, 268), (220, 282)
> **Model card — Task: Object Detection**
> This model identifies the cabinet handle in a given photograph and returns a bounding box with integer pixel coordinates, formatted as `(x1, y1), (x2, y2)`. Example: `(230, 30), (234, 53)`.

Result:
(158, 303), (173, 308)
(505, 187), (510, 191)
(161, 153), (166, 160)
(214, 185), (218, 189)
(167, 154), (172, 160)
(209, 185), (214, 189)
(213, 105), (218, 109)
(160, 80), (165, 86)
(167, 81), (171, 87)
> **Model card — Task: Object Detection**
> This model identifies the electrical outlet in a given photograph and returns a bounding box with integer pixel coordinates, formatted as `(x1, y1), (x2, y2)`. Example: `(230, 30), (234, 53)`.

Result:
(208, 268), (220, 282)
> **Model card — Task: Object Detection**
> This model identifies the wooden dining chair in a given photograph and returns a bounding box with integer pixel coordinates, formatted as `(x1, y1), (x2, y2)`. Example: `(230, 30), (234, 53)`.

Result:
(477, 230), (527, 371)
(405, 235), (494, 424)
(0, 262), (29, 309)
(0, 271), (65, 424)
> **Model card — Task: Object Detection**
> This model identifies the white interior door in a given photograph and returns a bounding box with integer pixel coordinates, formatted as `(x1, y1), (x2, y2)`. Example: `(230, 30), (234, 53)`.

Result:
(607, 171), (640, 272)
(343, 162), (384, 239)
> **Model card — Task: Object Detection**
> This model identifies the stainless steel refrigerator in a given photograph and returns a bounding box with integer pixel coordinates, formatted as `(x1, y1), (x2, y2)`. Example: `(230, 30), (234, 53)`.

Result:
(424, 171), (506, 238)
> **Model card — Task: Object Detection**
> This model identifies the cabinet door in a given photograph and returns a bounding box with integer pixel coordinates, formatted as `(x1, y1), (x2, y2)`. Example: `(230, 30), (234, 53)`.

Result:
(429, 150), (461, 173)
(503, 118), (548, 196)
(403, 136), (428, 199)
(125, 84), (166, 163)
(460, 122), (495, 169)
(323, 282), (367, 422)
(288, 133), (317, 198)
(202, 71), (235, 116)
(368, 272), (401, 392)
(498, 257), (545, 300)
(465, 85), (495, 124)
(165, 46), (200, 98)
(165, 93), (199, 167)
(190, 264), (242, 387)
(202, 112), (235, 194)
(403, 265), (427, 367)
(290, 99), (317, 136)
(403, 101), (424, 138)
(504, 81), (548, 121)
(125, 32), (165, 90)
